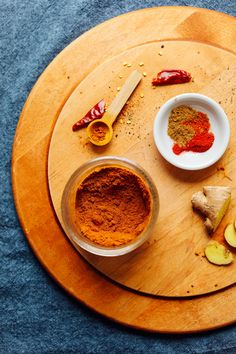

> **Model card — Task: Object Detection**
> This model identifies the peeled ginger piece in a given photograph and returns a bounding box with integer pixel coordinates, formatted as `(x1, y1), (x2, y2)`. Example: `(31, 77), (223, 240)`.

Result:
(191, 186), (231, 233)
(204, 241), (233, 265)
(224, 223), (236, 248)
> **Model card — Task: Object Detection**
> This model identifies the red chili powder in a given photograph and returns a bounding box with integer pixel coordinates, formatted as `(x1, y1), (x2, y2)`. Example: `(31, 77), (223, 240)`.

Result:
(172, 111), (215, 155)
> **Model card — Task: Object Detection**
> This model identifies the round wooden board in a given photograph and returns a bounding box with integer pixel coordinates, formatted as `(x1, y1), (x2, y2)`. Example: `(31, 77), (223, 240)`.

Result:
(12, 7), (236, 332)
(48, 40), (236, 297)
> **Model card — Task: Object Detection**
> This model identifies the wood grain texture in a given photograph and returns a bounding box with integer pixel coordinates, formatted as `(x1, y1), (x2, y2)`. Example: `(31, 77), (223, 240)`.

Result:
(12, 7), (236, 332)
(48, 40), (236, 297)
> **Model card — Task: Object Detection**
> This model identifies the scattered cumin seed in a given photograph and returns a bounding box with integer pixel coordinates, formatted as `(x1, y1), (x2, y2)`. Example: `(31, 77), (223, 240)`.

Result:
(140, 93), (144, 98)
(158, 51), (163, 56)
(123, 62), (128, 66)
(143, 72), (147, 77)
(117, 87), (121, 92)
(127, 64), (132, 67)
(139, 62), (144, 66)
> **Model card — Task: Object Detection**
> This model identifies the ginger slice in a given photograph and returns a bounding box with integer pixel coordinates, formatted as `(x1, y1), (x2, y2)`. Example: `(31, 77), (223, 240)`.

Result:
(224, 223), (236, 248)
(204, 241), (233, 265)
(191, 186), (231, 234)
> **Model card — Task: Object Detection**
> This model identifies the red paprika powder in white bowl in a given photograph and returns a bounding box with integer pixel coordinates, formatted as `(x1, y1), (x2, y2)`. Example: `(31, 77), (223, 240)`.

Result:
(153, 93), (230, 170)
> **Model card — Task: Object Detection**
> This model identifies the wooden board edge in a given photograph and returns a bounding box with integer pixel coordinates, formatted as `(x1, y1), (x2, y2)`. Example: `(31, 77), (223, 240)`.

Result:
(11, 7), (236, 333)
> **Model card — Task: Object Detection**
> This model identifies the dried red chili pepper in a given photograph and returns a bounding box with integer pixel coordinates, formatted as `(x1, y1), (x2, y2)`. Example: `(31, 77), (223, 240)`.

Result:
(152, 70), (192, 86)
(72, 99), (105, 131)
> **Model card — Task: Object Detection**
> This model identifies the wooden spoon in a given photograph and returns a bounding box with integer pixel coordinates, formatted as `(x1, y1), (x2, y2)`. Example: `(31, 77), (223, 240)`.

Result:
(87, 70), (142, 146)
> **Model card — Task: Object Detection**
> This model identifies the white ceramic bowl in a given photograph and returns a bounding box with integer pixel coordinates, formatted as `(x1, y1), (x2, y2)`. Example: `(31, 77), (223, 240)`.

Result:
(153, 93), (230, 170)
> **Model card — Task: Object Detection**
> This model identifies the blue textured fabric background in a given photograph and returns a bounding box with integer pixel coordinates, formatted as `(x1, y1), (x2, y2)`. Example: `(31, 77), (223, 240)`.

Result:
(1, 1), (236, 353)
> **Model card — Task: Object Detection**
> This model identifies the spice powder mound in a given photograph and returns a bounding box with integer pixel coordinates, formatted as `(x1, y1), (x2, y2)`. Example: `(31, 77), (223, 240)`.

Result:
(72, 167), (151, 247)
(168, 105), (215, 155)
(90, 122), (108, 141)
(168, 106), (196, 146)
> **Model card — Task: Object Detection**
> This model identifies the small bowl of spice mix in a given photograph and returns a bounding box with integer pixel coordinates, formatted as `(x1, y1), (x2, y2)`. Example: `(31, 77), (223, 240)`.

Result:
(61, 156), (159, 256)
(153, 93), (230, 170)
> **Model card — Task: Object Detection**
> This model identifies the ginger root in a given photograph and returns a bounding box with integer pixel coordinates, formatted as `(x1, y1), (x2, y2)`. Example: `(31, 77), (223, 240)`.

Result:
(191, 186), (231, 234)
(204, 240), (233, 265)
(224, 223), (236, 248)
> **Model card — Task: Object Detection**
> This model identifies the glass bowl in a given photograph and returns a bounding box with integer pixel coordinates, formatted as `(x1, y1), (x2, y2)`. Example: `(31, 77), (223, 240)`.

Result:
(61, 156), (159, 257)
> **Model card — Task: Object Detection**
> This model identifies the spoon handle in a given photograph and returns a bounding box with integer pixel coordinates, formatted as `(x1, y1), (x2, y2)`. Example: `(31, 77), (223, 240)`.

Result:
(104, 70), (142, 125)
